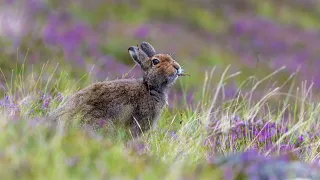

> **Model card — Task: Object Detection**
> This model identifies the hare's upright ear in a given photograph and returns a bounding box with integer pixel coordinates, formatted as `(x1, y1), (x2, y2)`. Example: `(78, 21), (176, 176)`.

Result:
(140, 41), (156, 58)
(128, 46), (140, 65)
(128, 45), (149, 70)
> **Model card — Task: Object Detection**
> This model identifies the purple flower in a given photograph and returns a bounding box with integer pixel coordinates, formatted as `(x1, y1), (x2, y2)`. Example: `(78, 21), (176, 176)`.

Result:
(43, 13), (98, 65)
(40, 92), (45, 100)
(223, 167), (234, 180)
(127, 140), (149, 155)
(8, 104), (20, 118)
(99, 119), (107, 127)
(41, 96), (51, 109)
(134, 25), (150, 39)
(4, 94), (11, 104)
(231, 132), (238, 141)
(60, 23), (89, 56)
(28, 117), (41, 128)
(43, 15), (61, 45)
(24, 0), (48, 14)
(0, 94), (21, 117)
(228, 16), (320, 89)
(298, 135), (304, 143)
(5, 0), (15, 4)
(234, 115), (241, 122)
(167, 130), (178, 140)
(232, 22), (245, 34)
(258, 122), (277, 142)
(279, 144), (295, 154)
(56, 92), (64, 102)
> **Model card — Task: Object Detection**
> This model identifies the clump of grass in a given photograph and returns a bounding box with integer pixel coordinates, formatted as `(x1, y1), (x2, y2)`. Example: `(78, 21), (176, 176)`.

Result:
(0, 61), (320, 179)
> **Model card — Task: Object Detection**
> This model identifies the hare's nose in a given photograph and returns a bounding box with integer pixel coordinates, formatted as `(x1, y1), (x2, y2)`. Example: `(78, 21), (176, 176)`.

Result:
(173, 63), (180, 72)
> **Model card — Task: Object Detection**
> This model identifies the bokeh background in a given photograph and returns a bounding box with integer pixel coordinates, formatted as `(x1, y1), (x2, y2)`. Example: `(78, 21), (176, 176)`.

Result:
(2, 1), (320, 179)
(1, 0), (320, 106)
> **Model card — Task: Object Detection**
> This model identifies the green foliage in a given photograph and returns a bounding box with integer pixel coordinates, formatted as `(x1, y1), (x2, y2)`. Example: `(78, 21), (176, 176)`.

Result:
(1, 61), (319, 179)
(1, 0), (320, 179)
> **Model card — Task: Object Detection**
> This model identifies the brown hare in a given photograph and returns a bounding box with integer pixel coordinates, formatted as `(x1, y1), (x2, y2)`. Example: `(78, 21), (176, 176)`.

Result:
(48, 41), (185, 137)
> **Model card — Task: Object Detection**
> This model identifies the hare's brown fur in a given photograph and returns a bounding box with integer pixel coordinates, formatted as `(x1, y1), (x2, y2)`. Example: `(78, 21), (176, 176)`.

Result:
(49, 42), (183, 137)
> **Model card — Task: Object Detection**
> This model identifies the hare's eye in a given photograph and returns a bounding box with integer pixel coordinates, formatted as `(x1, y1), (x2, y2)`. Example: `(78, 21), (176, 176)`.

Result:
(152, 59), (160, 65)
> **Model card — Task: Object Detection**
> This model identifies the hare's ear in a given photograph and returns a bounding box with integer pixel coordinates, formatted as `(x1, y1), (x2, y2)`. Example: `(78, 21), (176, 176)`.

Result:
(128, 46), (149, 70)
(140, 41), (156, 58)
(128, 46), (140, 65)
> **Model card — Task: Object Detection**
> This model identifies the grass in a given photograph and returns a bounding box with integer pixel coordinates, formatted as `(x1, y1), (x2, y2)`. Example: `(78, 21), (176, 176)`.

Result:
(1, 59), (320, 179)
(1, 0), (320, 179)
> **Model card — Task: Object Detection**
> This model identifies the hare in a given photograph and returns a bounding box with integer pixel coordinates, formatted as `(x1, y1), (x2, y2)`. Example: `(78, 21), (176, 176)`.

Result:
(48, 42), (185, 137)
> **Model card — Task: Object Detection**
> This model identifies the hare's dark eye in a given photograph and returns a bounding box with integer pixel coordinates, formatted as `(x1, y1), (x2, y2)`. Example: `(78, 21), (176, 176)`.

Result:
(152, 59), (160, 65)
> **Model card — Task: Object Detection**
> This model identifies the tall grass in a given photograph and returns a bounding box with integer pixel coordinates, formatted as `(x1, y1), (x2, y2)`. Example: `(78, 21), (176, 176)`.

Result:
(0, 60), (319, 179)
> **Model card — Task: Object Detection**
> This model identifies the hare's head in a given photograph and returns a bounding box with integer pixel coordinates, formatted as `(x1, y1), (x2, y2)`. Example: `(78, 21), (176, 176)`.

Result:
(128, 42), (184, 89)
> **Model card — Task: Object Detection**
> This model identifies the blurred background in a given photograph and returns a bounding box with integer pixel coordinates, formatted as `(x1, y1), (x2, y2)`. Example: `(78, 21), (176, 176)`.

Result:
(1, 0), (320, 107)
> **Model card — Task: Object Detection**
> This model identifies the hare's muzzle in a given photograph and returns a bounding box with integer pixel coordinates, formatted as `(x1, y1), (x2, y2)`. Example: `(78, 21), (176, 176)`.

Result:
(173, 62), (180, 72)
(174, 63), (189, 77)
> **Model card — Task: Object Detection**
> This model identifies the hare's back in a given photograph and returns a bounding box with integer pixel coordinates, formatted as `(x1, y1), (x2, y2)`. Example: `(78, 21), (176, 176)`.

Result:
(69, 79), (146, 121)
(74, 79), (145, 105)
